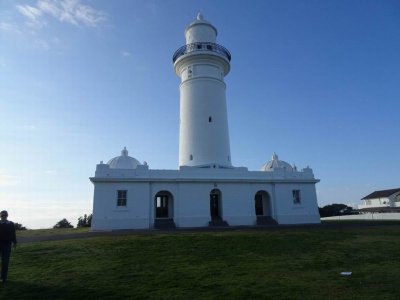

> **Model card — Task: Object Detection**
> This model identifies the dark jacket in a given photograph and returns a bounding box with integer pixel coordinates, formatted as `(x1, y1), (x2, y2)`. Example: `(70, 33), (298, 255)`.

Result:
(0, 221), (17, 244)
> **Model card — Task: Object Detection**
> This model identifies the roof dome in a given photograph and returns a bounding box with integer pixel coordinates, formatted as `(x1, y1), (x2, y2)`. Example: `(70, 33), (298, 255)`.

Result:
(260, 153), (294, 172)
(107, 147), (142, 169)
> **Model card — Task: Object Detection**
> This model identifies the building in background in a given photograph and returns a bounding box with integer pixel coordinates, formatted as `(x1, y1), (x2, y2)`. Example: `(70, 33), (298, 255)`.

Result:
(90, 13), (320, 230)
(358, 188), (400, 213)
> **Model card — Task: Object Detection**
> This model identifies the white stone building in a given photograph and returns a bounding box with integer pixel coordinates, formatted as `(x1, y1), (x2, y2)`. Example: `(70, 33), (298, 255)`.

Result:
(358, 188), (400, 213)
(90, 14), (321, 230)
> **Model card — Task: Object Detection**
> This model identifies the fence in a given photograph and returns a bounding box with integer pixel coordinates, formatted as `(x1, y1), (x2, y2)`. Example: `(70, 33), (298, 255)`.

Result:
(321, 213), (400, 221)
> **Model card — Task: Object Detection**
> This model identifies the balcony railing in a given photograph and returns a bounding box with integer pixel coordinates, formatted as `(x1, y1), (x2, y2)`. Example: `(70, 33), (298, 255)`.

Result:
(173, 42), (231, 63)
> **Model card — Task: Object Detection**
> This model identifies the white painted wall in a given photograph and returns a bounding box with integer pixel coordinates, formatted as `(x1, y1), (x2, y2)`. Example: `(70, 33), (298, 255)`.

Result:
(216, 183), (255, 226)
(91, 164), (320, 231)
(92, 182), (150, 230)
(274, 183), (320, 224)
(178, 77), (231, 167)
(321, 213), (400, 221)
(175, 183), (213, 227)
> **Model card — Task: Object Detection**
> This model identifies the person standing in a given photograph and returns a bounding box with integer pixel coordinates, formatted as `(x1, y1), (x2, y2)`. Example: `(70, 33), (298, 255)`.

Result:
(0, 210), (17, 284)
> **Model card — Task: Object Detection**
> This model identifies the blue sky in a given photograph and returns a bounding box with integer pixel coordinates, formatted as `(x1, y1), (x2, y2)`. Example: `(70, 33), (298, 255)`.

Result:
(1, 0), (399, 228)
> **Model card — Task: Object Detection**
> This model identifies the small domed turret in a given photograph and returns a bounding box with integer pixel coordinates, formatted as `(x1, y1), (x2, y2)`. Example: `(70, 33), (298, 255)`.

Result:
(107, 147), (142, 169)
(260, 153), (294, 172)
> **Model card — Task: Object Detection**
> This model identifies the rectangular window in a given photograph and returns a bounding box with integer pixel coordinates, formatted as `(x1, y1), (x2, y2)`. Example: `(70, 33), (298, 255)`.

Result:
(292, 190), (301, 204)
(117, 190), (127, 207)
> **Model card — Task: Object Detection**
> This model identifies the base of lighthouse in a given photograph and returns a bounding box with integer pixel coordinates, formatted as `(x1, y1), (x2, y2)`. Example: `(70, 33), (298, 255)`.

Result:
(90, 152), (320, 231)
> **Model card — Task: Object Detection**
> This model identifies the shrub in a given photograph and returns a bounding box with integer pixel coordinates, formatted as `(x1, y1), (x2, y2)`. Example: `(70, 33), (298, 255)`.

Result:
(14, 222), (27, 230)
(53, 218), (74, 229)
(77, 214), (92, 228)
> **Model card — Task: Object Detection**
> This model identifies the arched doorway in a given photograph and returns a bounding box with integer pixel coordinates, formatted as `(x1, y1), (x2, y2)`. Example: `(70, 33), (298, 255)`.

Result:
(155, 191), (173, 218)
(255, 193), (263, 216)
(210, 189), (221, 219)
(255, 191), (276, 225)
(255, 191), (271, 217)
(154, 191), (176, 229)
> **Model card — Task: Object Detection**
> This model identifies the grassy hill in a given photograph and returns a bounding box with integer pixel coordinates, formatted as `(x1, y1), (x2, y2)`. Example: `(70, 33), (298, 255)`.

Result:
(1, 224), (400, 299)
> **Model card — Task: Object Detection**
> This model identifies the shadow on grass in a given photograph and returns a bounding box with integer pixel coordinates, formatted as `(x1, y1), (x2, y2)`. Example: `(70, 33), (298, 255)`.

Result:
(0, 280), (116, 300)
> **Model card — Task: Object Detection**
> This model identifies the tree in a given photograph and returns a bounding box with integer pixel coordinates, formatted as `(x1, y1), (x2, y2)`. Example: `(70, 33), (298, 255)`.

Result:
(319, 204), (355, 218)
(14, 222), (27, 230)
(77, 214), (92, 228)
(53, 218), (74, 229)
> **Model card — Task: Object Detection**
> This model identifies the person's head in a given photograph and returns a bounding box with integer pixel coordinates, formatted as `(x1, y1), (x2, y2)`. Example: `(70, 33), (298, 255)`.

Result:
(0, 210), (8, 221)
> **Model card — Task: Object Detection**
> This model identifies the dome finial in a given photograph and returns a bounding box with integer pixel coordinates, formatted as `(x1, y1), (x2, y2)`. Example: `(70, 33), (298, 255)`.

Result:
(122, 147), (128, 156)
(197, 11), (204, 20)
(272, 152), (278, 160)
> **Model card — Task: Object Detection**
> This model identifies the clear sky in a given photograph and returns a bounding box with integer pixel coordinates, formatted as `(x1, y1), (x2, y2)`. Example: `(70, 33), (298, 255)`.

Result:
(1, 0), (399, 229)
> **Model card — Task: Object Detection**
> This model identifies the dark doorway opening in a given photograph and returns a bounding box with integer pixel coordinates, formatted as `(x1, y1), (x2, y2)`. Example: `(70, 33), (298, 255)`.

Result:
(156, 195), (169, 218)
(210, 189), (221, 219)
(208, 188), (229, 227)
(254, 191), (271, 216)
(255, 193), (263, 216)
(154, 191), (176, 229)
(255, 191), (277, 225)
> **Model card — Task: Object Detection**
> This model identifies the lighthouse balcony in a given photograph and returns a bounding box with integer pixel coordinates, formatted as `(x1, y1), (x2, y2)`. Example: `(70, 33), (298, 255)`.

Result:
(173, 42), (231, 63)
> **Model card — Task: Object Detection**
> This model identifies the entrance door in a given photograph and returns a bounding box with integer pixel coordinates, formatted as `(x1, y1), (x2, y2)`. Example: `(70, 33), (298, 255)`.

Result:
(210, 189), (221, 218)
(156, 195), (169, 218)
(255, 193), (263, 216)
(254, 191), (271, 217)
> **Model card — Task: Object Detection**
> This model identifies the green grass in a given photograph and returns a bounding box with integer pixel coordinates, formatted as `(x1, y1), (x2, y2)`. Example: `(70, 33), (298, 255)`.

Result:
(2, 225), (400, 299)
(16, 227), (90, 238)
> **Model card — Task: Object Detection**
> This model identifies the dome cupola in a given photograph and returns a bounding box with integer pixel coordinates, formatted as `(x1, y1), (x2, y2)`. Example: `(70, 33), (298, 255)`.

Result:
(184, 12), (218, 44)
(260, 153), (294, 172)
(107, 147), (142, 169)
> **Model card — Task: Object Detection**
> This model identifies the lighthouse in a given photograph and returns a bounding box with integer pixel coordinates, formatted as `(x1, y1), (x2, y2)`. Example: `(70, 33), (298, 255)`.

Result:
(173, 13), (232, 168)
(91, 13), (321, 231)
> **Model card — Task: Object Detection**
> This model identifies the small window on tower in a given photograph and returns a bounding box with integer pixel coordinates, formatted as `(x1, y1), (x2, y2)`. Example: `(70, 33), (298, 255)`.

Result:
(209, 116), (212, 122)
(190, 154), (193, 160)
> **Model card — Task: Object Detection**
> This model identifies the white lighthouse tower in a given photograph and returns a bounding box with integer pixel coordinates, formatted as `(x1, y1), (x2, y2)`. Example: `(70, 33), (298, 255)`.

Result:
(173, 13), (232, 168)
